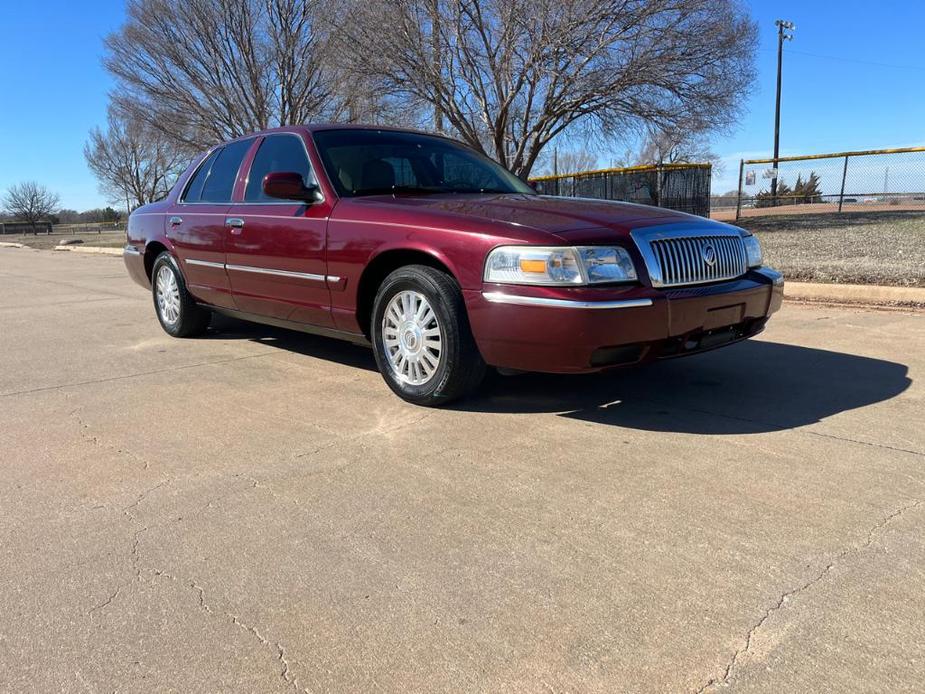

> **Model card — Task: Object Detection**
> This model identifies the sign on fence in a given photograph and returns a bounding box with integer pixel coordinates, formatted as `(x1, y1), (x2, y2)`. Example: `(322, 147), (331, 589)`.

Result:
(735, 146), (925, 219)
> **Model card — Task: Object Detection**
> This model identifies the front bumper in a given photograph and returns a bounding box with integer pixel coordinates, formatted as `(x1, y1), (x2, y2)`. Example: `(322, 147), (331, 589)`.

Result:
(465, 268), (784, 373)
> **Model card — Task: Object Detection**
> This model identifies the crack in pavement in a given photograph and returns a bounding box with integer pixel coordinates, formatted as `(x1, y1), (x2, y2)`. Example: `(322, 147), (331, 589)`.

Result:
(87, 475), (310, 693)
(88, 588), (121, 616)
(230, 616), (309, 693)
(122, 480), (171, 522)
(2, 352), (277, 398)
(146, 568), (309, 692)
(83, 480), (170, 618)
(695, 497), (922, 693)
(72, 408), (153, 470)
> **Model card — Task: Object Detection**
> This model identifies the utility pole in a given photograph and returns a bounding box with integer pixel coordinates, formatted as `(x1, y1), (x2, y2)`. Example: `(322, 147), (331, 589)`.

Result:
(771, 19), (795, 206)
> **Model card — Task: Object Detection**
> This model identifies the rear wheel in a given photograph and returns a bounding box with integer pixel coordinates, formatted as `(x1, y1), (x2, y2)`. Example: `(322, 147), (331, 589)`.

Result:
(372, 265), (485, 406)
(151, 252), (211, 337)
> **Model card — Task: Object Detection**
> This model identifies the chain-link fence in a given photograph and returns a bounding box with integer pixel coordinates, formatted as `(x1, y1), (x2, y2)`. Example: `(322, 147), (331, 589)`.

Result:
(732, 146), (925, 220)
(531, 163), (712, 217)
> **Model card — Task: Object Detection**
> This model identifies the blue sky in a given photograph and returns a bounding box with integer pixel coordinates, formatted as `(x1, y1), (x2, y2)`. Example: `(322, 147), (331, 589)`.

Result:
(0, 0), (923, 210)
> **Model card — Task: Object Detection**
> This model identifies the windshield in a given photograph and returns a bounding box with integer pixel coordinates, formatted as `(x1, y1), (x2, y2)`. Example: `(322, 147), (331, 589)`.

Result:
(312, 129), (535, 198)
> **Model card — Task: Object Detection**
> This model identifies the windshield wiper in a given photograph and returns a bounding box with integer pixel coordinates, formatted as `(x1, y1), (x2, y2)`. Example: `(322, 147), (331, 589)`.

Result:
(352, 185), (448, 197)
(438, 187), (515, 194)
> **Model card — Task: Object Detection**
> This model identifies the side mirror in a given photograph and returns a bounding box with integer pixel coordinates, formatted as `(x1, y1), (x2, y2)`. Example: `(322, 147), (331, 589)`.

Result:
(262, 171), (320, 203)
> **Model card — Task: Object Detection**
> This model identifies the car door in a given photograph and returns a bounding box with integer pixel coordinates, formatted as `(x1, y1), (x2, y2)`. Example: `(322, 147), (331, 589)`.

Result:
(168, 138), (254, 310)
(224, 133), (334, 327)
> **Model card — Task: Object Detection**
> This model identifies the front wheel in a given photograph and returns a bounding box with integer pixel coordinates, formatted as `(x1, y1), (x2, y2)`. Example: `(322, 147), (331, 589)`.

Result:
(151, 252), (211, 337)
(372, 265), (486, 406)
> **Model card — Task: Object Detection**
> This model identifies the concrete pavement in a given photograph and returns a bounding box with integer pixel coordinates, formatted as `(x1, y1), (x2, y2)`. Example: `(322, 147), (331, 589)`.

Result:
(1, 246), (923, 693)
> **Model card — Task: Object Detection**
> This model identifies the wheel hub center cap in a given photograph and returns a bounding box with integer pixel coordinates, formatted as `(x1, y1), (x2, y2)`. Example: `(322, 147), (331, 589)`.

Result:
(400, 322), (423, 354)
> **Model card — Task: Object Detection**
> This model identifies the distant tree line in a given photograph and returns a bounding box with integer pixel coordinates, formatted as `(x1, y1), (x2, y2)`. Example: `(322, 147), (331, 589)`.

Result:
(82, 0), (757, 205)
(55, 207), (124, 224)
(0, 180), (124, 230)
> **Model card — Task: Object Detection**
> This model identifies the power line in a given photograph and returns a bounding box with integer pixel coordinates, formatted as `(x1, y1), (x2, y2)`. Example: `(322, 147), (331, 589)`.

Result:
(764, 47), (925, 71)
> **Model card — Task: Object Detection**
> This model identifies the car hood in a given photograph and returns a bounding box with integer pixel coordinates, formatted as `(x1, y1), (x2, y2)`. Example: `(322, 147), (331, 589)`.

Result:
(344, 193), (731, 242)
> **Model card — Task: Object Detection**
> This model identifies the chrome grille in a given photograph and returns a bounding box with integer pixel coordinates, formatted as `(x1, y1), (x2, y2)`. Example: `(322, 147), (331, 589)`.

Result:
(631, 229), (747, 288)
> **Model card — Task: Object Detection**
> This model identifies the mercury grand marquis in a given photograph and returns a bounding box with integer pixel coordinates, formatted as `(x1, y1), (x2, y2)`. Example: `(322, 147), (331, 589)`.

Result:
(123, 125), (783, 405)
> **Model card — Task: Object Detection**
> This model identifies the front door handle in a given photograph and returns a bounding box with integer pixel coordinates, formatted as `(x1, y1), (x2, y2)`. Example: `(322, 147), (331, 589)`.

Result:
(226, 217), (245, 235)
(168, 216), (183, 227)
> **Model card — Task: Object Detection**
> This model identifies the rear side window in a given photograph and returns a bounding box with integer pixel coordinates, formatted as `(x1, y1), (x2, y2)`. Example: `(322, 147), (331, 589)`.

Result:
(199, 139), (252, 203)
(182, 149), (220, 202)
(245, 134), (313, 202)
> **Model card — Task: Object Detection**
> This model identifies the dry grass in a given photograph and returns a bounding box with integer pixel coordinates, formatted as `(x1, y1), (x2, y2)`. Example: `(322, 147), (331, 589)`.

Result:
(1, 231), (126, 251)
(737, 211), (925, 287)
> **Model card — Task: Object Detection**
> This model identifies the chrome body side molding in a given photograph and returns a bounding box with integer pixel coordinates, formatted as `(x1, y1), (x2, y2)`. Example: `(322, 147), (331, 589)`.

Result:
(184, 258), (337, 284)
(482, 292), (653, 310)
(225, 263), (326, 282)
(184, 258), (225, 270)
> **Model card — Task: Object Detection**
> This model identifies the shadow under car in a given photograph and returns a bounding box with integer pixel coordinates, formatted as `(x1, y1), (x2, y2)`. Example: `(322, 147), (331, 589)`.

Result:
(207, 315), (911, 436)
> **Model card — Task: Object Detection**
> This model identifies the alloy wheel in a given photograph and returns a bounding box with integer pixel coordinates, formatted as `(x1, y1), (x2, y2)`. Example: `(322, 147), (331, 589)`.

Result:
(381, 290), (443, 386)
(155, 265), (181, 325)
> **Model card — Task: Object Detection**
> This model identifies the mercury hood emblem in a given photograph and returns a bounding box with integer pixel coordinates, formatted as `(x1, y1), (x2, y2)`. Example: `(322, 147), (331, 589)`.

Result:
(702, 243), (717, 266)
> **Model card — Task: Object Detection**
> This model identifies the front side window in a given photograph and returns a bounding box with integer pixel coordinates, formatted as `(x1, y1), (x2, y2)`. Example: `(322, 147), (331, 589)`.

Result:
(245, 134), (313, 202)
(196, 138), (252, 203)
(312, 129), (535, 197)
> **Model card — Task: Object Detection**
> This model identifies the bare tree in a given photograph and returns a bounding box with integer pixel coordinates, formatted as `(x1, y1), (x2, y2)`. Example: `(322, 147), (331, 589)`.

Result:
(104, 0), (342, 150)
(634, 126), (721, 170)
(2, 182), (61, 234)
(536, 147), (600, 176)
(84, 106), (188, 209)
(339, 0), (757, 177)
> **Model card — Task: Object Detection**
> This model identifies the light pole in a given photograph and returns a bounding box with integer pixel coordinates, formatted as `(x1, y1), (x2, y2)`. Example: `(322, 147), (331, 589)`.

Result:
(771, 19), (795, 205)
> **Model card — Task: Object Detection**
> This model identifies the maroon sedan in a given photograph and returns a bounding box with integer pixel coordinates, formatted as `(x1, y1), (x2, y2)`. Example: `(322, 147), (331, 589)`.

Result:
(124, 125), (783, 405)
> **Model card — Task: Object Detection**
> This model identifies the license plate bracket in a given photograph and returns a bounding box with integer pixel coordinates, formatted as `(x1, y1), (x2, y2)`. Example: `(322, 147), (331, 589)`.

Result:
(704, 303), (745, 330)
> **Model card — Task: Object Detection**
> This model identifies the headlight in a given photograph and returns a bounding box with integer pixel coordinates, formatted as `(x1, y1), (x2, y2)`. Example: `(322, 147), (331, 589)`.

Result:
(578, 247), (637, 283)
(484, 246), (637, 286)
(742, 235), (762, 268)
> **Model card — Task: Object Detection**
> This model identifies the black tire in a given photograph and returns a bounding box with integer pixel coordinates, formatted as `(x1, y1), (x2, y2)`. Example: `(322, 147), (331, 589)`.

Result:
(151, 252), (211, 337)
(372, 265), (486, 406)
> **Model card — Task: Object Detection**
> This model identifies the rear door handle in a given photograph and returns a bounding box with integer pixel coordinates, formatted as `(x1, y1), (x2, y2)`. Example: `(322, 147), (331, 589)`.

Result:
(168, 216), (183, 227)
(226, 217), (244, 234)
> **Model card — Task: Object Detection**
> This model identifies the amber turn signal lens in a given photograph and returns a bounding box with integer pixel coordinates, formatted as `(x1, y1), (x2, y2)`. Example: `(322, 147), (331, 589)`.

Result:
(519, 259), (547, 273)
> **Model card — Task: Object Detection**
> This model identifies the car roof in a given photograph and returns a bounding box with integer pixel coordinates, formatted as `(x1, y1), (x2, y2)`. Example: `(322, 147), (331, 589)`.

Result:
(223, 123), (449, 143)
